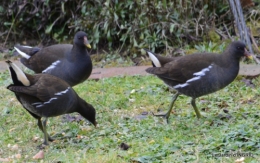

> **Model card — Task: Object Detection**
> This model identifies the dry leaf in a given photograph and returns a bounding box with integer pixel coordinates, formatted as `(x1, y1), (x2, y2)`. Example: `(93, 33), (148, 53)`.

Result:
(11, 144), (19, 151)
(0, 158), (11, 162)
(235, 157), (245, 163)
(32, 150), (44, 159)
(77, 135), (86, 139)
(129, 98), (135, 102)
(80, 126), (93, 131)
(32, 136), (40, 142)
(15, 154), (21, 159)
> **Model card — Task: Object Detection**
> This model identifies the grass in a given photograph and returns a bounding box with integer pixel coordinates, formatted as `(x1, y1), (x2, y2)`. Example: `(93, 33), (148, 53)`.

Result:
(0, 69), (260, 162)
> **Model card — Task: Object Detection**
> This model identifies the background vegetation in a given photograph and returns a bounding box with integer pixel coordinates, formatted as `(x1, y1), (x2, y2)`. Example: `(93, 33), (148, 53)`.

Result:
(0, 0), (260, 58)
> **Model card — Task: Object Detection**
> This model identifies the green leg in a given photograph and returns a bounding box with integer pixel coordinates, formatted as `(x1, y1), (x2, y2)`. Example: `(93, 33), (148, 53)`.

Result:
(37, 118), (53, 142)
(153, 93), (180, 123)
(191, 98), (201, 118)
(41, 117), (49, 146)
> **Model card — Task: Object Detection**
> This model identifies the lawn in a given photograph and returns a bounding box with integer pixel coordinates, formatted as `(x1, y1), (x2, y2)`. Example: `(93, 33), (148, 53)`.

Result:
(0, 69), (260, 162)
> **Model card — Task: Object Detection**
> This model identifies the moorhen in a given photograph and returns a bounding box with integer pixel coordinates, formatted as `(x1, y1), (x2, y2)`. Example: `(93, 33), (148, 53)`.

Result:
(6, 60), (97, 146)
(13, 31), (92, 87)
(145, 41), (252, 123)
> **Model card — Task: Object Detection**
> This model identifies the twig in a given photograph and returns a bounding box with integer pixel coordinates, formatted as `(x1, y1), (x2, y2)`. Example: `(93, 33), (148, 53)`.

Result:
(248, 28), (260, 64)
(223, 23), (233, 40)
(249, 28), (260, 53)
(3, 3), (25, 46)
(215, 29), (227, 40)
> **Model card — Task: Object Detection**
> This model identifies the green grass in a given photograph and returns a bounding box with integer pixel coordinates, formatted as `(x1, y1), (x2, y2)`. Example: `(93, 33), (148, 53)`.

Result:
(0, 70), (260, 162)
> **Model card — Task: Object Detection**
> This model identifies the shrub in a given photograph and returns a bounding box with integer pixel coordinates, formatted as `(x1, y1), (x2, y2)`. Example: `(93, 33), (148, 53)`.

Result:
(1, 0), (255, 55)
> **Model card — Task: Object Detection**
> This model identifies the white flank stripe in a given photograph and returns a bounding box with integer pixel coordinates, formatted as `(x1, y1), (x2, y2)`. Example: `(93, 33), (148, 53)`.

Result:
(42, 60), (60, 73)
(9, 62), (30, 86)
(147, 51), (161, 67)
(174, 64), (213, 89)
(174, 83), (189, 88)
(14, 47), (30, 59)
(186, 76), (201, 83)
(36, 105), (43, 108)
(36, 97), (58, 108)
(193, 66), (211, 76)
(44, 97), (58, 104)
(31, 102), (42, 106)
(55, 87), (70, 95)
(21, 45), (33, 48)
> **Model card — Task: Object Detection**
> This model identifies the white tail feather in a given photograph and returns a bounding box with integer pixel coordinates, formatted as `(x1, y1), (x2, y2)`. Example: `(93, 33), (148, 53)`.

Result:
(8, 61), (30, 86)
(147, 51), (161, 67)
(14, 47), (30, 59)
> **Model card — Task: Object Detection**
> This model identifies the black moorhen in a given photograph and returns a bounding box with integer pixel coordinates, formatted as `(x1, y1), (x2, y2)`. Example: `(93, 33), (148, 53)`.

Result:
(145, 41), (252, 123)
(6, 60), (97, 146)
(13, 31), (92, 87)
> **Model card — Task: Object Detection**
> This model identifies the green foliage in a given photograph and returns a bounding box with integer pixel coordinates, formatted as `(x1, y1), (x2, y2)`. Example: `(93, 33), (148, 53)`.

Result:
(0, 0), (231, 52)
(195, 42), (226, 53)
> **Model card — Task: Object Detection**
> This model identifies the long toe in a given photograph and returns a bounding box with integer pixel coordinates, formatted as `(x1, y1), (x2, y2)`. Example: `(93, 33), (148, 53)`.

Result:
(152, 112), (171, 124)
(37, 143), (48, 150)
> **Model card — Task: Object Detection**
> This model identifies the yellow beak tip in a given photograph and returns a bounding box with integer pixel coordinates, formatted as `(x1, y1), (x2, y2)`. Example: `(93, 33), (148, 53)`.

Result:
(86, 44), (91, 49)
(247, 56), (253, 60)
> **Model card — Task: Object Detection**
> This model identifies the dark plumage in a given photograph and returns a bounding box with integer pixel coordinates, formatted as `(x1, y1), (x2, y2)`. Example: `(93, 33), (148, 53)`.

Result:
(145, 41), (252, 122)
(13, 31), (92, 87)
(6, 60), (96, 146)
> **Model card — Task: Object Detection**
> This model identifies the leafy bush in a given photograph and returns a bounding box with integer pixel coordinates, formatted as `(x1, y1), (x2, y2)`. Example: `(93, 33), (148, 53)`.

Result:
(0, 0), (254, 55)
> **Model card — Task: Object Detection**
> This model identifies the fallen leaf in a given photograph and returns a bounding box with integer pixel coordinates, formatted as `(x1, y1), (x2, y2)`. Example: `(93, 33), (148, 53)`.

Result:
(235, 157), (245, 163)
(149, 140), (155, 144)
(129, 98), (135, 102)
(32, 136), (40, 142)
(32, 150), (44, 159)
(77, 135), (87, 139)
(15, 154), (21, 159)
(0, 158), (11, 162)
(11, 144), (19, 151)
